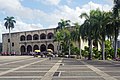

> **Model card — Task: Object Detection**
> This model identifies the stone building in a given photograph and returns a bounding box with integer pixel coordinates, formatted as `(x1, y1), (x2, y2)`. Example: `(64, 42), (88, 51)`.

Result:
(2, 28), (88, 55)
(2, 28), (58, 55)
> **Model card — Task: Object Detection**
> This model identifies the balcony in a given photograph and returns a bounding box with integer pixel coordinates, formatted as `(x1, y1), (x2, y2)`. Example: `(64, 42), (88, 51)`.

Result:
(19, 38), (54, 44)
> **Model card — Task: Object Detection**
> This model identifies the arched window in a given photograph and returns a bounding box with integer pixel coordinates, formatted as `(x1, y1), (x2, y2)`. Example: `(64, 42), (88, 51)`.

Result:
(33, 45), (39, 51)
(27, 45), (32, 52)
(48, 44), (54, 51)
(27, 35), (32, 40)
(40, 33), (46, 39)
(20, 45), (26, 53)
(47, 33), (54, 39)
(20, 35), (25, 41)
(40, 44), (46, 52)
(33, 34), (39, 40)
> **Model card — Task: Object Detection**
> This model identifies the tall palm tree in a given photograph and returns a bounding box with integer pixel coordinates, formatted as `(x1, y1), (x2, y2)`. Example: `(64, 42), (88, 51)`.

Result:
(80, 10), (96, 60)
(106, 12), (120, 59)
(4, 16), (16, 54)
(55, 19), (71, 56)
(92, 9), (113, 60)
(56, 19), (70, 31)
(71, 22), (82, 59)
(113, 0), (120, 59)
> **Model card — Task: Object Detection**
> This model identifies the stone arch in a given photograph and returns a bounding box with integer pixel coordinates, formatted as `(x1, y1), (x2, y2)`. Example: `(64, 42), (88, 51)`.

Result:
(20, 35), (25, 41)
(40, 44), (46, 52)
(47, 32), (54, 39)
(40, 33), (46, 39)
(27, 45), (32, 52)
(27, 35), (32, 40)
(33, 45), (39, 51)
(33, 34), (39, 40)
(20, 45), (26, 53)
(48, 44), (54, 51)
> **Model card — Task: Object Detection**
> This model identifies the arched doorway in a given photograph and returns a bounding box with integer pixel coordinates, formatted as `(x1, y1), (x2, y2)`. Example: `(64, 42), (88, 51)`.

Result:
(20, 45), (26, 53)
(27, 45), (32, 52)
(33, 45), (39, 51)
(48, 44), (54, 51)
(40, 44), (46, 52)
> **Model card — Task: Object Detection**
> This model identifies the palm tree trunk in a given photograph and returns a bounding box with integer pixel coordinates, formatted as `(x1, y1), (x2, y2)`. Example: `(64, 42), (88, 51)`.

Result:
(57, 41), (60, 55)
(102, 40), (105, 60)
(114, 28), (118, 59)
(68, 40), (71, 58)
(9, 28), (11, 55)
(88, 39), (92, 60)
(78, 39), (82, 59)
(90, 40), (93, 60)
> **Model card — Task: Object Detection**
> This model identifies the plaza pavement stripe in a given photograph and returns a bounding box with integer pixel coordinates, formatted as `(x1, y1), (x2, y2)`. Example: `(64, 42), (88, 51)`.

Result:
(0, 76), (43, 78)
(0, 57), (35, 66)
(41, 58), (63, 80)
(81, 61), (118, 80)
(0, 58), (48, 76)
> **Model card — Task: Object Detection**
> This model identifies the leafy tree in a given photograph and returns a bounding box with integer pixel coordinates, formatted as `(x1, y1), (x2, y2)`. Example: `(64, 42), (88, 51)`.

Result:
(92, 9), (113, 60)
(113, 0), (120, 58)
(71, 22), (82, 58)
(80, 10), (97, 60)
(55, 19), (71, 56)
(105, 40), (114, 59)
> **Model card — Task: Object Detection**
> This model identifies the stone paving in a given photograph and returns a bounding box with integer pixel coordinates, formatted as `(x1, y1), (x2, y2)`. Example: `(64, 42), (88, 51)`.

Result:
(0, 56), (119, 80)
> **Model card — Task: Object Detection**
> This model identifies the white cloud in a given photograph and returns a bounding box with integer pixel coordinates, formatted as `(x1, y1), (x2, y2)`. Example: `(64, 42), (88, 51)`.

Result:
(38, 0), (61, 5)
(83, 1), (112, 11)
(49, 1), (112, 26)
(0, 0), (48, 21)
(105, 0), (113, 5)
(0, 0), (113, 42)
(0, 0), (22, 10)
(0, 19), (43, 42)
(67, 0), (73, 5)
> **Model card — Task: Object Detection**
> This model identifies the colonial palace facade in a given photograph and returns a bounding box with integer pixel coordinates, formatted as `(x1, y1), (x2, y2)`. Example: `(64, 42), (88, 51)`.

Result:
(2, 28), (88, 55)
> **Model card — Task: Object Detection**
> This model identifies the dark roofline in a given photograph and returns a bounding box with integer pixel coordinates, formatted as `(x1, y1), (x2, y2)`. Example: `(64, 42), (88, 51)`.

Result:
(2, 26), (75, 35)
(2, 27), (56, 35)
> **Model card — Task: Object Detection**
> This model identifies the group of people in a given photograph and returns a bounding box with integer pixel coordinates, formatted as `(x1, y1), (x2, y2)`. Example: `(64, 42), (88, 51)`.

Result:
(32, 51), (54, 59)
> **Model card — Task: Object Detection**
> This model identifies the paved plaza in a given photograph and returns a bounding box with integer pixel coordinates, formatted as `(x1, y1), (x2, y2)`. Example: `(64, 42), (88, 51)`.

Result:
(0, 56), (119, 80)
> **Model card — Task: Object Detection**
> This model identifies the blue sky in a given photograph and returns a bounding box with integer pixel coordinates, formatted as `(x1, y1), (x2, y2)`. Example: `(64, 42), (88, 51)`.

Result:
(0, 0), (113, 42)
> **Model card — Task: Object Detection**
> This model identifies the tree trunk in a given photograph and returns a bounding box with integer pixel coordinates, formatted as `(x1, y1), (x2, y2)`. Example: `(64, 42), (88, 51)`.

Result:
(68, 40), (71, 58)
(9, 28), (11, 55)
(57, 41), (60, 55)
(114, 27), (118, 59)
(102, 40), (105, 60)
(88, 39), (92, 60)
(78, 39), (82, 59)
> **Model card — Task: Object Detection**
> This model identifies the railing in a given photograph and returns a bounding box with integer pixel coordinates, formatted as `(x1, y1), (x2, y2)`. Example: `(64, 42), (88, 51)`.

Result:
(19, 39), (54, 43)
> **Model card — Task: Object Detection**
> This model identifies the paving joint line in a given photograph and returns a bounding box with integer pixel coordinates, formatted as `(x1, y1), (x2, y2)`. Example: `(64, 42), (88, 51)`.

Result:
(81, 61), (118, 80)
(0, 58), (48, 76)
(0, 57), (34, 66)
(40, 58), (63, 80)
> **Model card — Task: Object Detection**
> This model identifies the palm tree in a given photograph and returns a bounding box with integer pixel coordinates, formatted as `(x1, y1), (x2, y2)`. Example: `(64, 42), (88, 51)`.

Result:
(56, 19), (70, 31)
(106, 12), (120, 59)
(92, 9), (113, 60)
(55, 19), (71, 56)
(80, 11), (96, 60)
(54, 30), (64, 55)
(113, 0), (120, 59)
(4, 16), (16, 54)
(71, 22), (82, 59)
